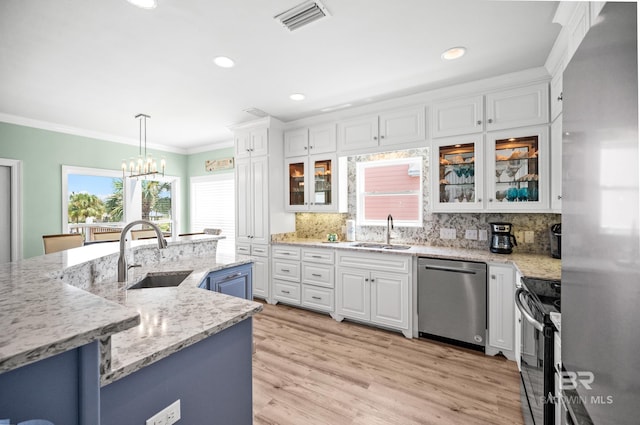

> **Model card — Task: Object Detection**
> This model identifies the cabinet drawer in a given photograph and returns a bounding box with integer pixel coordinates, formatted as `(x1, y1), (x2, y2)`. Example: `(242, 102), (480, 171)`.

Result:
(251, 244), (269, 257)
(272, 259), (301, 282)
(272, 245), (301, 260)
(301, 285), (334, 312)
(301, 248), (334, 264)
(273, 280), (301, 304)
(337, 251), (410, 273)
(302, 263), (334, 288)
(236, 243), (251, 255)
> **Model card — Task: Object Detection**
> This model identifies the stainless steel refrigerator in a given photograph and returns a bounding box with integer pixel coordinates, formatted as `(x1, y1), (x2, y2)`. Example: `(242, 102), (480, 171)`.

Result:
(562, 2), (639, 424)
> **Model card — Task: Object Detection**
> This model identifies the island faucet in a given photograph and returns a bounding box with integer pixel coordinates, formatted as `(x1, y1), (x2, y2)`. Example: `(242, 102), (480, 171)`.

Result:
(386, 214), (394, 245)
(117, 219), (167, 282)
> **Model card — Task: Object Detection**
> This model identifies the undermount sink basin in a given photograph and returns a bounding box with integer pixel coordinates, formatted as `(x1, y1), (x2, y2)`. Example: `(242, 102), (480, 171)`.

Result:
(352, 242), (412, 250)
(127, 270), (193, 289)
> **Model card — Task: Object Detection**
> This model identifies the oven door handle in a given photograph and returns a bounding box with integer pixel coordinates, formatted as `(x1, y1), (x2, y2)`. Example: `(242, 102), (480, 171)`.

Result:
(515, 288), (544, 332)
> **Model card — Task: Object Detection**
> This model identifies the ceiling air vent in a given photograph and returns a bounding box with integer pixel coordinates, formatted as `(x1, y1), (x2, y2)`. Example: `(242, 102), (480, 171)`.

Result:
(243, 107), (269, 118)
(274, 0), (331, 31)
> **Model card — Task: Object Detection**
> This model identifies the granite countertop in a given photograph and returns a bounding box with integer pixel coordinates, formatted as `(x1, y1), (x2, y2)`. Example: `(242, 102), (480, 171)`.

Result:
(93, 252), (262, 385)
(271, 239), (561, 281)
(0, 235), (262, 385)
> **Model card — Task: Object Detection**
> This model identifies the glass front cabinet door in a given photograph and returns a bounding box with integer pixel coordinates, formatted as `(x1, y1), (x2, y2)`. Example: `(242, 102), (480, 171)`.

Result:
(286, 155), (337, 212)
(431, 136), (484, 212)
(486, 125), (549, 211)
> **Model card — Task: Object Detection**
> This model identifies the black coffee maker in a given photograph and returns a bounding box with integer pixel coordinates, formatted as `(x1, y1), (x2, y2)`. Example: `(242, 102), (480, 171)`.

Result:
(489, 222), (517, 254)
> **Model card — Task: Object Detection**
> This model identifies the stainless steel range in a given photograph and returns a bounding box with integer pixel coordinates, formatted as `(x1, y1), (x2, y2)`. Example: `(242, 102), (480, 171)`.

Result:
(516, 277), (560, 425)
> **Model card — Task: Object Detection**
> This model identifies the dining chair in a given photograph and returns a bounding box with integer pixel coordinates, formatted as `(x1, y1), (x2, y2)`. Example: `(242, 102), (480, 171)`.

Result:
(42, 233), (84, 254)
(93, 230), (122, 241)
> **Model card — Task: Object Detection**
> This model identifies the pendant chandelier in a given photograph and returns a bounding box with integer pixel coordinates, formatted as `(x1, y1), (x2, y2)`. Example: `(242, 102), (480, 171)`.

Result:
(122, 113), (165, 179)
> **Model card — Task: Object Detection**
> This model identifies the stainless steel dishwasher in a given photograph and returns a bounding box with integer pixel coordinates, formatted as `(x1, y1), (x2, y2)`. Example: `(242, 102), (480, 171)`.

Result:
(418, 257), (487, 351)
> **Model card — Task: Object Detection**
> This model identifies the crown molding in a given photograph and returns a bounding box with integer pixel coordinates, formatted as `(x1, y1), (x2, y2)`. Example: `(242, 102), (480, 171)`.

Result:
(0, 113), (188, 155)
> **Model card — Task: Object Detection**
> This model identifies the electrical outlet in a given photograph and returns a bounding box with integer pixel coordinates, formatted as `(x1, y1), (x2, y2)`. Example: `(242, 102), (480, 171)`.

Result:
(147, 400), (181, 425)
(524, 230), (535, 244)
(439, 228), (456, 239)
(464, 229), (478, 240)
(479, 229), (488, 241)
(515, 231), (524, 244)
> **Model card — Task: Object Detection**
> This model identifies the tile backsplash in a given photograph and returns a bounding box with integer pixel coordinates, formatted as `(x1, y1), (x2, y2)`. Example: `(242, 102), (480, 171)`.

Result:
(273, 148), (561, 255)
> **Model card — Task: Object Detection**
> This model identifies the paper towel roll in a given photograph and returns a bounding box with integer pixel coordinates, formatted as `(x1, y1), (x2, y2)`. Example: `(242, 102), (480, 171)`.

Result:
(346, 219), (356, 242)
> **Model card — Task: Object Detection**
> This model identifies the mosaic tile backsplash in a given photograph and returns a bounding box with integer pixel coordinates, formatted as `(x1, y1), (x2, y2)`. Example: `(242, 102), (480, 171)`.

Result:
(274, 148), (561, 255)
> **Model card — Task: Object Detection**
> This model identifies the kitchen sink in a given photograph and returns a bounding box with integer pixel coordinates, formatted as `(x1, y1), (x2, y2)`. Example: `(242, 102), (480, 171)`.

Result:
(352, 242), (412, 250)
(127, 270), (193, 289)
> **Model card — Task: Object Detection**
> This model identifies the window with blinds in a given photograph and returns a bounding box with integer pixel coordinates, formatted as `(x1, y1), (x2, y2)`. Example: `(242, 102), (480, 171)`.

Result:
(190, 173), (235, 252)
(356, 157), (423, 226)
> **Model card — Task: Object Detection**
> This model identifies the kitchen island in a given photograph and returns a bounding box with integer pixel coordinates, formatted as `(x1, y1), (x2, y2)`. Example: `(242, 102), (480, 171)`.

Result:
(0, 235), (262, 425)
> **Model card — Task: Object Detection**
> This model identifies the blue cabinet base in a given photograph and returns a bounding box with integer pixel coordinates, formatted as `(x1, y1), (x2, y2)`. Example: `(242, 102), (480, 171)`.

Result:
(101, 318), (254, 425)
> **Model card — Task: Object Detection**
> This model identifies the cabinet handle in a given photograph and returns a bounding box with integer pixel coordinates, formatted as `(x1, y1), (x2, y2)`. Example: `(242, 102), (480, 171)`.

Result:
(557, 93), (563, 101)
(282, 252), (290, 255)
(224, 272), (243, 280)
(488, 118), (493, 124)
(312, 296), (322, 300)
(312, 273), (322, 277)
(311, 255), (322, 258)
(254, 249), (264, 253)
(282, 290), (290, 294)
(281, 269), (290, 272)
(491, 274), (496, 279)
(477, 120), (482, 125)
(557, 195), (562, 200)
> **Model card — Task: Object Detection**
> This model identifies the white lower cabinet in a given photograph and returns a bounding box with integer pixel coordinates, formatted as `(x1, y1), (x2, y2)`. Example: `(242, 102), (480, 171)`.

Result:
(335, 251), (411, 337)
(270, 245), (335, 313)
(487, 264), (516, 360)
(237, 243), (270, 300)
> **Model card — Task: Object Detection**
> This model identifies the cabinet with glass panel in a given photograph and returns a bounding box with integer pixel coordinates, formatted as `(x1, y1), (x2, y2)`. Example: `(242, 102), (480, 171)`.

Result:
(285, 155), (337, 212)
(486, 125), (549, 211)
(431, 136), (485, 212)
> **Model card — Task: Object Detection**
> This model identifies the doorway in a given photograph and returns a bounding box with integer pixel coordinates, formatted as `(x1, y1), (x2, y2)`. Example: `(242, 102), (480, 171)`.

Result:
(0, 159), (22, 263)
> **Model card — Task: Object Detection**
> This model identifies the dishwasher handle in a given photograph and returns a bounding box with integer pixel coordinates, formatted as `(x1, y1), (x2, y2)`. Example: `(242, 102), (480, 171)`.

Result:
(422, 265), (478, 275)
(515, 288), (544, 332)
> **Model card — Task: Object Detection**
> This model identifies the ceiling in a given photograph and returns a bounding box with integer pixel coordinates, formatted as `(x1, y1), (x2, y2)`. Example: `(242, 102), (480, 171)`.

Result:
(0, 0), (561, 153)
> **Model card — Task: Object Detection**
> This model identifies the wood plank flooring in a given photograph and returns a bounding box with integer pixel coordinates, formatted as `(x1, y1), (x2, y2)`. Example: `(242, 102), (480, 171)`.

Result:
(252, 301), (524, 425)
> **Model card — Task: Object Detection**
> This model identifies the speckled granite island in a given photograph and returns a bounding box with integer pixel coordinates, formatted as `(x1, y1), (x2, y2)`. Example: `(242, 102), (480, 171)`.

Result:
(0, 235), (262, 425)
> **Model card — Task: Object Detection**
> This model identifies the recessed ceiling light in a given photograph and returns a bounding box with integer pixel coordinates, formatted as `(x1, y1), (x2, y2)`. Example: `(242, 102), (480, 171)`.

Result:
(213, 56), (235, 68)
(441, 46), (467, 61)
(289, 93), (306, 101)
(126, 0), (157, 9)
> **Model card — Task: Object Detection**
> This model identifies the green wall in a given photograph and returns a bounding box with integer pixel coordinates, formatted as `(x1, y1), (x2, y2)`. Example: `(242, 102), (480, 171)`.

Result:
(187, 146), (235, 178)
(0, 121), (233, 259)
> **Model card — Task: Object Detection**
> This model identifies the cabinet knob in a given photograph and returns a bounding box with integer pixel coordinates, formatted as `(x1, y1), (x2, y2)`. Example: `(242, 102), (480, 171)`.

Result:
(365, 278), (369, 282)
(487, 118), (493, 124)
(477, 120), (482, 125)
(309, 145), (314, 149)
(380, 135), (385, 139)
(477, 198), (482, 202)
(557, 195), (562, 200)
(371, 279), (375, 282)
(373, 136), (378, 141)
(491, 274), (496, 279)
(557, 93), (563, 101)
(304, 146), (308, 150)
(489, 198), (494, 202)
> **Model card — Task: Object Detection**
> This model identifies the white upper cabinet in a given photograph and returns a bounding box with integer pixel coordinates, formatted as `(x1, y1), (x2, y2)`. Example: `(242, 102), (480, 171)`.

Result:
(235, 127), (269, 158)
(284, 124), (336, 158)
(378, 106), (426, 146)
(550, 71), (564, 122)
(550, 118), (563, 212)
(431, 96), (484, 138)
(485, 83), (549, 131)
(337, 115), (380, 152)
(337, 106), (426, 152)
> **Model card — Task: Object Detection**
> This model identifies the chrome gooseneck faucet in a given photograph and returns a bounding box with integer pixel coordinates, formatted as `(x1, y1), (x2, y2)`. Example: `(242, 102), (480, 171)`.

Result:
(117, 220), (167, 282)
(386, 214), (394, 245)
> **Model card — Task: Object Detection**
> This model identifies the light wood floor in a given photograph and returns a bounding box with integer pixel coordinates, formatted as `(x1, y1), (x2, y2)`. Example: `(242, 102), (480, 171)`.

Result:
(252, 301), (524, 425)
